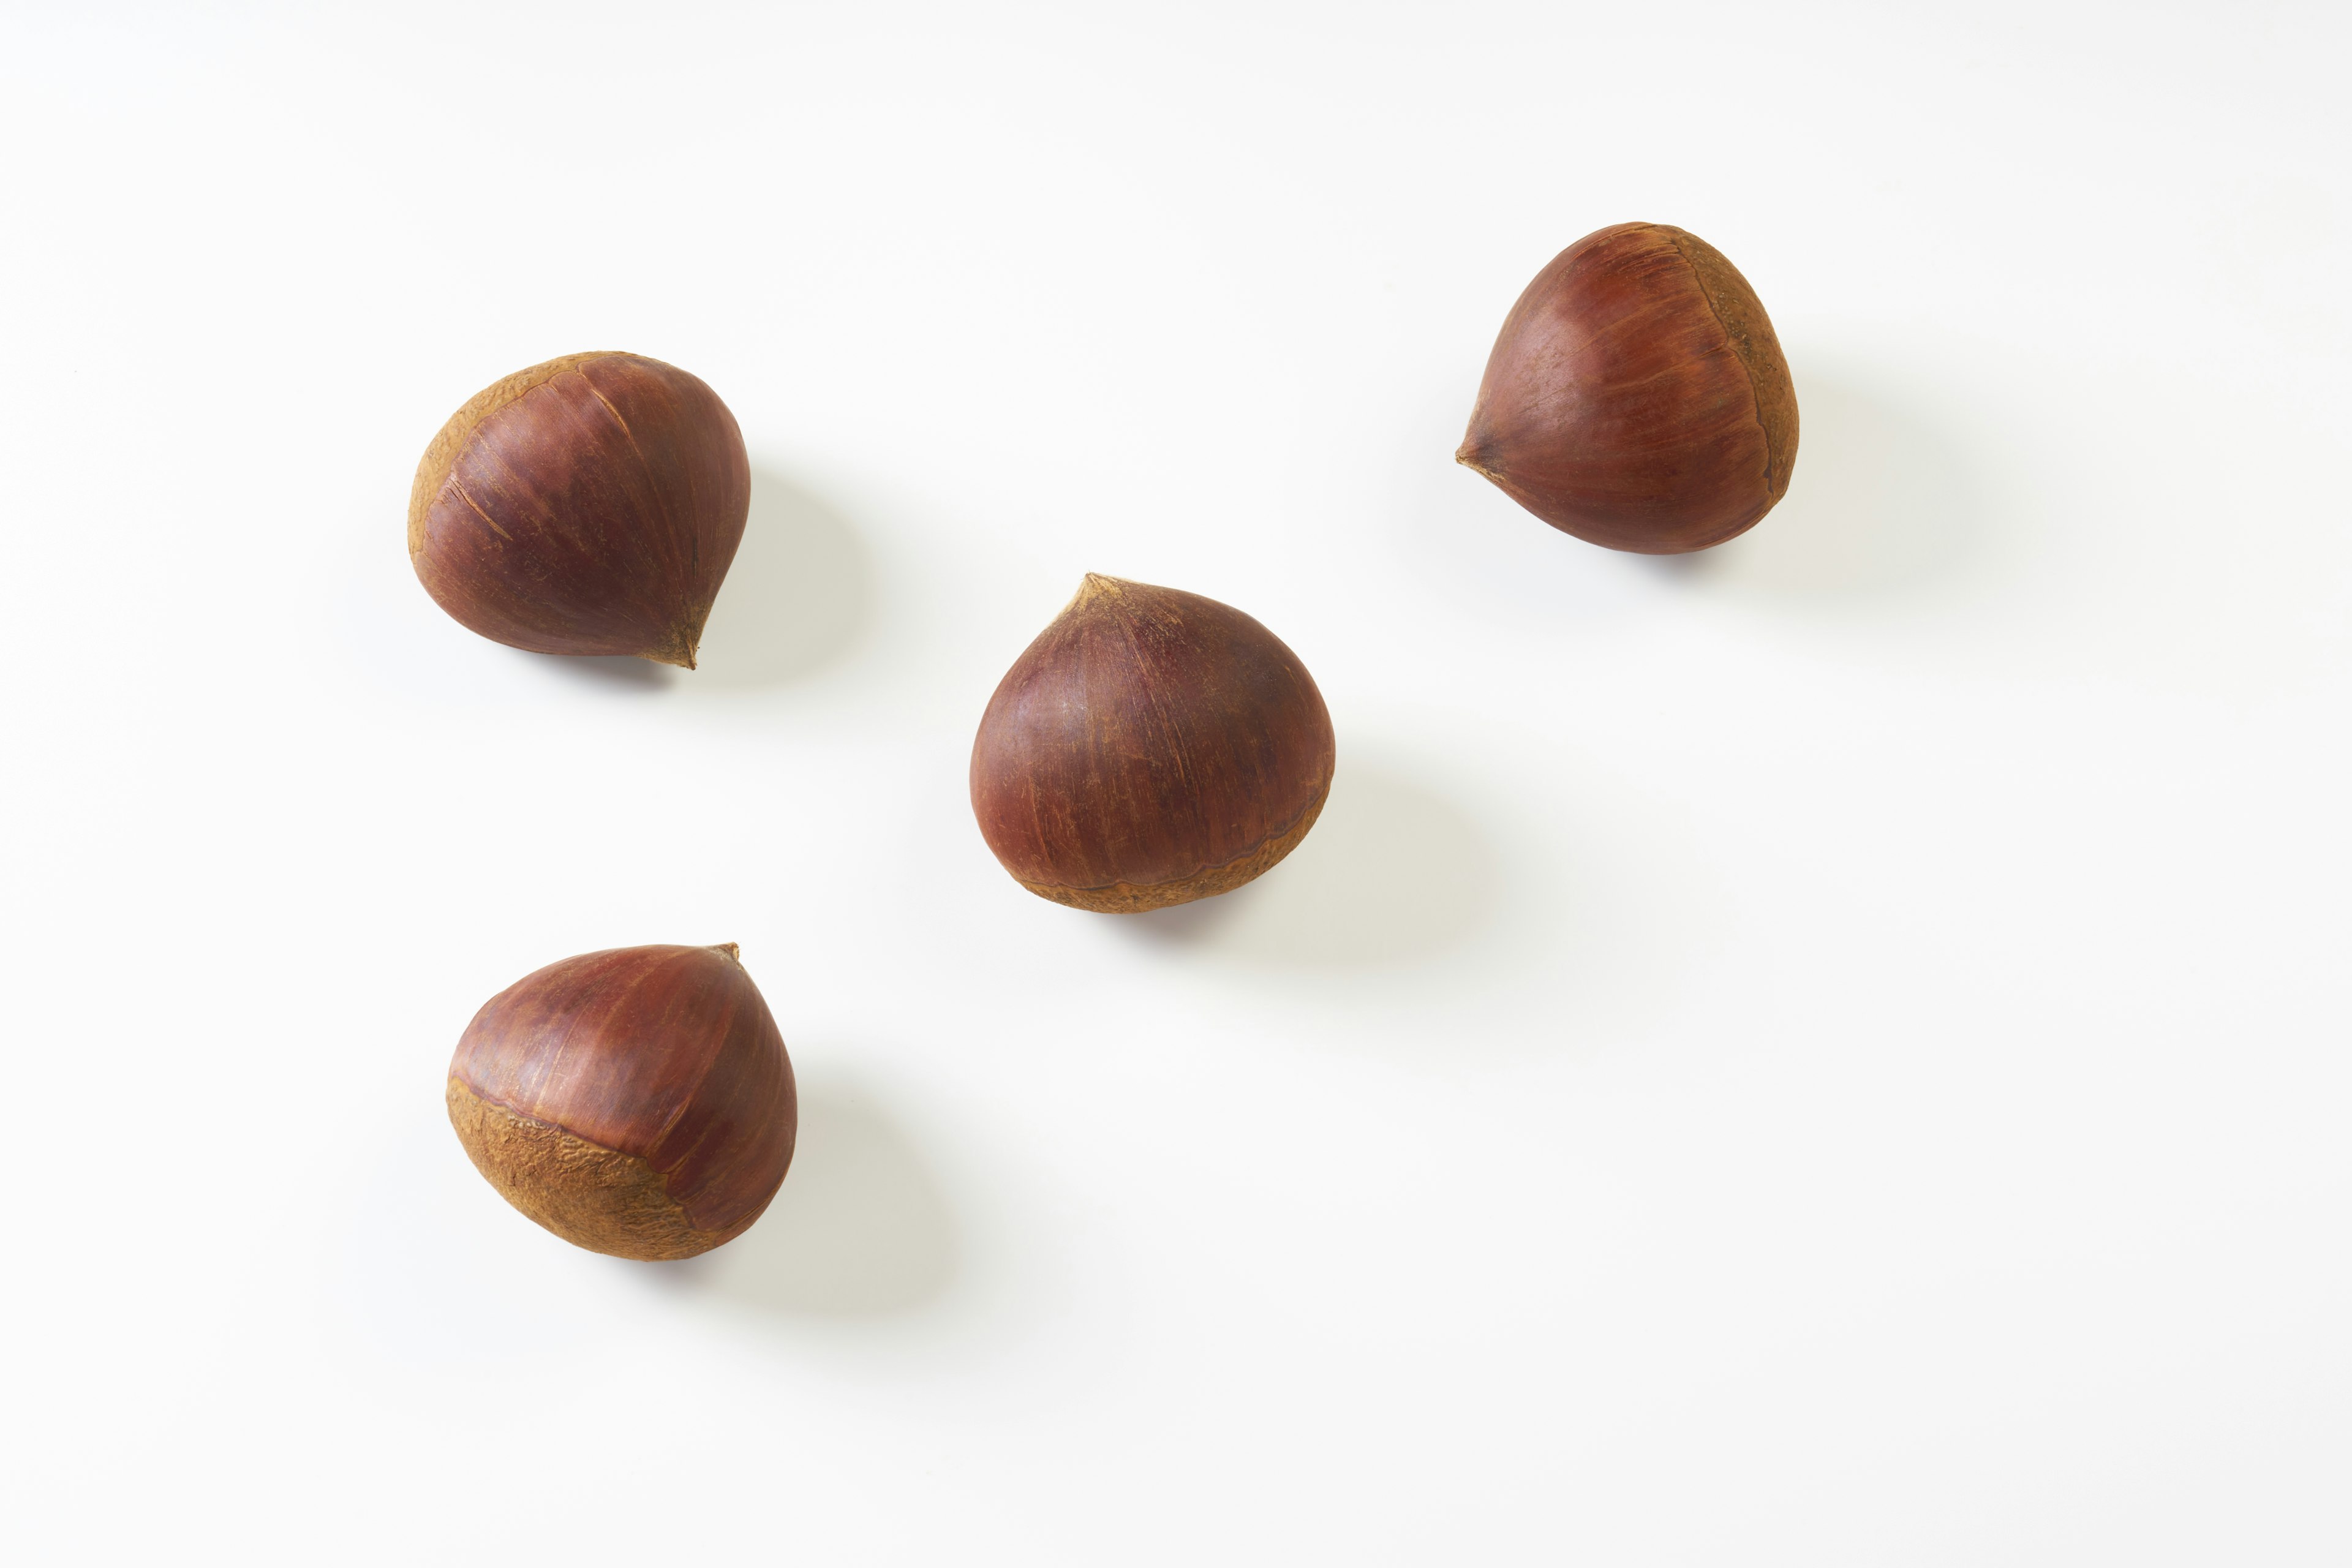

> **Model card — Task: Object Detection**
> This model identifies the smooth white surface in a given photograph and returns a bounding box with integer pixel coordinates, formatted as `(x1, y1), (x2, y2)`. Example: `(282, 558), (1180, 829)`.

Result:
(5, 2), (2348, 1561)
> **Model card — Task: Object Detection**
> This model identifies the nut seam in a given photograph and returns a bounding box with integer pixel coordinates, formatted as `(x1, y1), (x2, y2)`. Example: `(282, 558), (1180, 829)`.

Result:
(1655, 225), (1798, 508)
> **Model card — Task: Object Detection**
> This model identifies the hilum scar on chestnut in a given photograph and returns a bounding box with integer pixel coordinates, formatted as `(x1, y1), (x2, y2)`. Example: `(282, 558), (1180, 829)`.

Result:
(447, 943), (796, 1261)
(971, 575), (1336, 913)
(1458, 222), (1798, 554)
(409, 352), (750, 666)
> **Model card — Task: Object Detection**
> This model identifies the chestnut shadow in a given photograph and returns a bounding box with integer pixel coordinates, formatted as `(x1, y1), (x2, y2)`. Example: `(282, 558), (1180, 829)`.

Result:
(1663, 369), (1983, 605)
(1120, 762), (1501, 967)
(657, 1068), (957, 1318)
(690, 467), (876, 689)
(535, 651), (677, 690)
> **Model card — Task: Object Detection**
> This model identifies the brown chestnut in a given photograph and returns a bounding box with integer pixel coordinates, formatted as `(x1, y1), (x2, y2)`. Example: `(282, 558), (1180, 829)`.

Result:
(970, 575), (1335, 912)
(409, 352), (750, 666)
(446, 943), (795, 1261)
(1457, 222), (1798, 554)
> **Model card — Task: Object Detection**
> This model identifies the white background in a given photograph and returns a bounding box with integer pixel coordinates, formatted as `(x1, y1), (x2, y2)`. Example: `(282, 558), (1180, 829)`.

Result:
(4, 2), (2347, 1561)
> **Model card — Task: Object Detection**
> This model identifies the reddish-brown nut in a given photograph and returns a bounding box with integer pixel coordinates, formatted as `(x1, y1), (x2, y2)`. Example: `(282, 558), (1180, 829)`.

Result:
(409, 352), (750, 666)
(1457, 222), (1798, 554)
(971, 575), (1336, 912)
(446, 943), (795, 1261)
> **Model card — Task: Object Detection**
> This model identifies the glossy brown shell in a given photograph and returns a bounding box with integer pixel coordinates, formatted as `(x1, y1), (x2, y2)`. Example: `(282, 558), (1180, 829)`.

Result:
(1458, 223), (1798, 554)
(970, 576), (1336, 912)
(446, 943), (795, 1260)
(409, 352), (750, 666)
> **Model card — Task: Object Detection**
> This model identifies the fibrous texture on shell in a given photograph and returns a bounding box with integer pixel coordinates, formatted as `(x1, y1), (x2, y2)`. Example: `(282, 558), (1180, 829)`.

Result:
(970, 576), (1336, 912)
(446, 943), (794, 1260)
(409, 351), (750, 666)
(1458, 222), (1798, 554)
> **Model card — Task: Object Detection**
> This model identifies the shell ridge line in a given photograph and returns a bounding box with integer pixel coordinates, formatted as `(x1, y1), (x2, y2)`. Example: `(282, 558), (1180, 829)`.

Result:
(410, 354), (597, 556)
(1659, 227), (1779, 494)
(684, 394), (741, 617)
(448, 478), (514, 543)
(573, 360), (689, 597)
(1113, 603), (1196, 799)
(545, 370), (666, 586)
(640, 952), (744, 1170)
(503, 381), (634, 620)
(1458, 247), (1636, 469)
(1022, 761), (1051, 878)
(1010, 625), (1077, 880)
(466, 404), (569, 538)
(578, 374), (638, 447)
(450, 1077), (634, 1159)
(521, 954), (666, 1132)
(1107, 597), (1230, 884)
(1510, 289), (1692, 427)
(652, 1112), (727, 1195)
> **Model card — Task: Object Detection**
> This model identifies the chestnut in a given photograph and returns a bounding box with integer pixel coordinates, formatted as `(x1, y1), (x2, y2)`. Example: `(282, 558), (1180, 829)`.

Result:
(1457, 222), (1799, 554)
(408, 352), (750, 666)
(446, 943), (795, 1261)
(970, 575), (1335, 912)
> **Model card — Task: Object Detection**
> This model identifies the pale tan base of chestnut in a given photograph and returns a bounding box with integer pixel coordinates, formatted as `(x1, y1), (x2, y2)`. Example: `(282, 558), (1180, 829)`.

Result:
(445, 1079), (756, 1261)
(1017, 780), (1331, 913)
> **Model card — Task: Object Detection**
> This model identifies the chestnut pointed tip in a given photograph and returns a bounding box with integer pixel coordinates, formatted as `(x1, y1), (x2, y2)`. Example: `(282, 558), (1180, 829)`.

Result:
(639, 614), (707, 669)
(709, 943), (742, 962)
(1064, 573), (1129, 615)
(1455, 443), (1503, 481)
